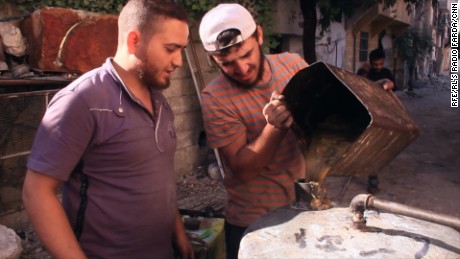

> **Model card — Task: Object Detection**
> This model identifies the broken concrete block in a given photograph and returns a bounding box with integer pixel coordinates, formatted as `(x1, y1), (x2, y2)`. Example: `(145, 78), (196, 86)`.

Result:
(21, 7), (118, 73)
(0, 35), (8, 70)
(0, 22), (26, 57)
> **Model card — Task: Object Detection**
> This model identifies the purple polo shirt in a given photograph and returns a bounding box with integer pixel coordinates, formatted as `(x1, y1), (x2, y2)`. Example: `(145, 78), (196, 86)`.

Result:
(27, 58), (178, 258)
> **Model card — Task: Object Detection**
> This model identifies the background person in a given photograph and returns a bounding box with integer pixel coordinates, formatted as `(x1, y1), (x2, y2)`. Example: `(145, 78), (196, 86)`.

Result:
(22, 0), (193, 258)
(367, 48), (396, 90)
(366, 48), (397, 194)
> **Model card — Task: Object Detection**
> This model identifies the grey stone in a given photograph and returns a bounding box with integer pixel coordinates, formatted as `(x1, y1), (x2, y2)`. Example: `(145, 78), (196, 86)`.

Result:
(0, 224), (22, 259)
(207, 162), (222, 180)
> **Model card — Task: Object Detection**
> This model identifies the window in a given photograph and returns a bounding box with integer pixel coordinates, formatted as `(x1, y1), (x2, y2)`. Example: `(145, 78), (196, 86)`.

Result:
(359, 32), (369, 62)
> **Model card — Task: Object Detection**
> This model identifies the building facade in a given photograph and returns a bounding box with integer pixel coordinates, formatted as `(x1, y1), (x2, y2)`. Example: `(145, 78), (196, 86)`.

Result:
(272, 0), (451, 89)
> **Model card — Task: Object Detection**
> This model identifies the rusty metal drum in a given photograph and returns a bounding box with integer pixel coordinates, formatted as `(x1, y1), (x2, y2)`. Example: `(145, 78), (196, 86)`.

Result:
(282, 61), (420, 180)
(239, 206), (460, 258)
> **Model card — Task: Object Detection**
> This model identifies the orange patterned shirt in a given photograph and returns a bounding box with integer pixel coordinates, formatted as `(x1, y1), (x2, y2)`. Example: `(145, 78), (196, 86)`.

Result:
(201, 53), (308, 227)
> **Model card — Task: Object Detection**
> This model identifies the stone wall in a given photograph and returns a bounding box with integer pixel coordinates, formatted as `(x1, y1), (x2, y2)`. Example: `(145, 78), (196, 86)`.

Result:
(166, 57), (210, 176)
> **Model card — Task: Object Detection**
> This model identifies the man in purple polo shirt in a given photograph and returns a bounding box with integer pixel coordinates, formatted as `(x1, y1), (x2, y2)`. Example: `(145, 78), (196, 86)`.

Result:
(21, 0), (193, 258)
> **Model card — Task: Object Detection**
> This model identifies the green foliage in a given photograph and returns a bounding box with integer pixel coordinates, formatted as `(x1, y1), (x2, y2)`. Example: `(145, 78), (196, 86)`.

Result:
(0, 0), (126, 14)
(315, 0), (434, 33)
(1, 0), (278, 49)
(178, 0), (218, 23)
(177, 0), (278, 50)
(393, 28), (434, 66)
(316, 0), (367, 31)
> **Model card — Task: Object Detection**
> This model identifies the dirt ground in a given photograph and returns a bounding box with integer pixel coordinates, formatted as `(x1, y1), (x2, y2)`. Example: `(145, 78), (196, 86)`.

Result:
(13, 74), (460, 258)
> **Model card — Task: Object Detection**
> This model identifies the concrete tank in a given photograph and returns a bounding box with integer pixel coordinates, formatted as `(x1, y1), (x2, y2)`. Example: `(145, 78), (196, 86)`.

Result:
(239, 206), (460, 258)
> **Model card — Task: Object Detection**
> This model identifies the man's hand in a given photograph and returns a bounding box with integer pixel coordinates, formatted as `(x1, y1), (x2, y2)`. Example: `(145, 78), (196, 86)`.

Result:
(174, 233), (194, 259)
(375, 78), (405, 109)
(173, 212), (194, 259)
(262, 91), (293, 129)
(375, 78), (394, 91)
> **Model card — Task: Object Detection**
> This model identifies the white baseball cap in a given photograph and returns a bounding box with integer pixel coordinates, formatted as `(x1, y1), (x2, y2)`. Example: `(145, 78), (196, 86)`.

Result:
(199, 3), (257, 52)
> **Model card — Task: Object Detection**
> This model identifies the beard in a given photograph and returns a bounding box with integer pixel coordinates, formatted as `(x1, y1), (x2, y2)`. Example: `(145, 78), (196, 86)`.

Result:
(136, 58), (171, 90)
(219, 46), (265, 89)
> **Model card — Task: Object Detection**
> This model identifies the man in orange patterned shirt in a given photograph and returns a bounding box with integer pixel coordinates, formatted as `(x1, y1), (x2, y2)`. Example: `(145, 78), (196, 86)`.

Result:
(199, 4), (308, 258)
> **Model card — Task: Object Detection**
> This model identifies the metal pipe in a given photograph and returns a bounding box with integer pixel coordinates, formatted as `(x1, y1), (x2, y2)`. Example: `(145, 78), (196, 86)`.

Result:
(369, 196), (460, 229)
(350, 194), (460, 230)
(349, 194), (372, 213)
(184, 37), (225, 179)
(0, 151), (30, 160)
(0, 13), (30, 23)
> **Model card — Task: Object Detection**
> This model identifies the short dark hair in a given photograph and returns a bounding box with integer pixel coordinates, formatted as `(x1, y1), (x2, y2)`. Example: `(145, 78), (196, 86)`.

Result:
(118, 0), (188, 41)
(369, 48), (385, 62)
